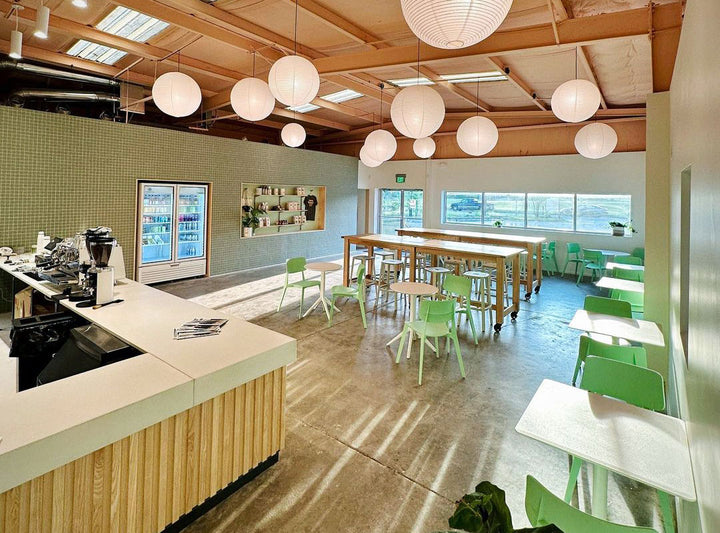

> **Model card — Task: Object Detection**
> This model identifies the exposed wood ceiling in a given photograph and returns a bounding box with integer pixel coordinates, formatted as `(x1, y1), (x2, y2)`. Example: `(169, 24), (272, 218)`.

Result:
(0, 0), (683, 158)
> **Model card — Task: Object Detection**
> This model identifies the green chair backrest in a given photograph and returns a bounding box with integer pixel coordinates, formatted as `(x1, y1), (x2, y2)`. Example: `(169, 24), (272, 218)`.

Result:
(355, 264), (366, 302)
(582, 249), (603, 264)
(286, 257), (307, 274)
(610, 289), (644, 309)
(546, 241), (556, 253)
(613, 268), (644, 282)
(442, 274), (472, 300)
(567, 242), (581, 255)
(632, 247), (645, 261)
(418, 299), (456, 325)
(579, 335), (648, 368)
(580, 356), (665, 412)
(614, 256), (643, 266)
(584, 295), (632, 318)
(525, 475), (658, 533)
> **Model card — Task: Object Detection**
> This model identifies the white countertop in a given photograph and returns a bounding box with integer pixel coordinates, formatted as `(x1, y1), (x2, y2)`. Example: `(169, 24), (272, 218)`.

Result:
(0, 258), (296, 491)
(516, 379), (695, 500)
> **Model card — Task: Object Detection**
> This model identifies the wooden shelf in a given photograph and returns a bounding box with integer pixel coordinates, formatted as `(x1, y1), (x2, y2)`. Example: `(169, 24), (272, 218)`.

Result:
(242, 182), (324, 238)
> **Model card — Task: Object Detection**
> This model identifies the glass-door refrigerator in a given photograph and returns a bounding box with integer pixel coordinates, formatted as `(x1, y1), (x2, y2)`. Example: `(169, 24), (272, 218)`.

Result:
(136, 182), (209, 284)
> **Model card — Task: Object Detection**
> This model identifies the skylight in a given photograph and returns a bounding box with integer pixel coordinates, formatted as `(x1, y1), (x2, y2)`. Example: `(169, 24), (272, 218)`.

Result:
(321, 89), (363, 103)
(440, 71), (508, 83)
(287, 103), (321, 113)
(387, 77), (434, 87)
(66, 7), (169, 65)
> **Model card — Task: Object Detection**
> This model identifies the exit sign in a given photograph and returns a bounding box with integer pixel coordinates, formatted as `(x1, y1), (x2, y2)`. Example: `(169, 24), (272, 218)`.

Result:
(395, 174), (406, 183)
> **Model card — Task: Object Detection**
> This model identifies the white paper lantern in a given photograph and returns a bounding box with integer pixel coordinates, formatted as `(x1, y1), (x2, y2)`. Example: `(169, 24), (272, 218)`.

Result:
(281, 123), (306, 147)
(401, 0), (513, 49)
(575, 123), (617, 159)
(551, 79), (602, 123)
(390, 85), (446, 139)
(359, 144), (383, 168)
(230, 78), (275, 122)
(268, 55), (320, 107)
(456, 116), (498, 156)
(364, 129), (397, 162)
(413, 137), (436, 158)
(152, 72), (202, 117)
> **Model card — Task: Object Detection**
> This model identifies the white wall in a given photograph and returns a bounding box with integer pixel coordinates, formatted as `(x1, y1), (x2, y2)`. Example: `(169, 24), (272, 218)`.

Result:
(358, 152), (646, 269)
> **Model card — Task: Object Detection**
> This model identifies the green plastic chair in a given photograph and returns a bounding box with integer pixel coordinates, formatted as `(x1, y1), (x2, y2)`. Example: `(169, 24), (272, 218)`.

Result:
(577, 249), (605, 285)
(614, 256), (643, 266)
(526, 475), (658, 533)
(571, 334), (649, 386)
(565, 357), (672, 533)
(442, 274), (478, 345)
(613, 267), (644, 282)
(562, 242), (584, 277)
(632, 248), (645, 263)
(611, 289), (644, 316)
(542, 241), (559, 276)
(277, 257), (321, 319)
(329, 264), (367, 328)
(396, 299), (465, 385)
(584, 295), (632, 318)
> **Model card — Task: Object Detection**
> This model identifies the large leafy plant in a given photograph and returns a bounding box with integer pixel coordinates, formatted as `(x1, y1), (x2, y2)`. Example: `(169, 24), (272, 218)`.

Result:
(435, 481), (560, 533)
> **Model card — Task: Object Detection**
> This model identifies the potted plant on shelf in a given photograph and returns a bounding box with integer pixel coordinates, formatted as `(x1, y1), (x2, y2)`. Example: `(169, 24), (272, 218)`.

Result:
(608, 221), (636, 237)
(242, 208), (262, 237)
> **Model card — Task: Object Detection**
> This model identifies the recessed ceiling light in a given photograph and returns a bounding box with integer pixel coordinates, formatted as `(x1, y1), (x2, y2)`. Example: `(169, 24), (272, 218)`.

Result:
(72, 0), (88, 8)
(286, 103), (321, 113)
(67, 40), (128, 65)
(320, 89), (363, 103)
(387, 77), (434, 87)
(440, 71), (508, 83)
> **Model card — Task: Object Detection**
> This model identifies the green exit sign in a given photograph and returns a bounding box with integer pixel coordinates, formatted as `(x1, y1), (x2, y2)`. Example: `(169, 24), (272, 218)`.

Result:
(395, 174), (406, 184)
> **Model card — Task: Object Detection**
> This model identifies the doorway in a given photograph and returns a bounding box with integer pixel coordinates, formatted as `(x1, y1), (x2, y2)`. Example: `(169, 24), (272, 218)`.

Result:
(377, 189), (424, 235)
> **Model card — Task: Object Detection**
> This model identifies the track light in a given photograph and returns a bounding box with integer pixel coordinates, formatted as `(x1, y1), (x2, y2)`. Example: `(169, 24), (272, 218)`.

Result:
(34, 3), (50, 39)
(9, 5), (23, 59)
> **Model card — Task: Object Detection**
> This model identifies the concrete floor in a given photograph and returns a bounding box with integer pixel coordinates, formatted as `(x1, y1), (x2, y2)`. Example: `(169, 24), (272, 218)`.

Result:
(157, 262), (666, 533)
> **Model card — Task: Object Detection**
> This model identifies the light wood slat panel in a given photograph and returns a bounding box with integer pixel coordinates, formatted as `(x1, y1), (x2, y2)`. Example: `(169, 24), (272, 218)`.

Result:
(0, 370), (286, 532)
(280, 369), (287, 449)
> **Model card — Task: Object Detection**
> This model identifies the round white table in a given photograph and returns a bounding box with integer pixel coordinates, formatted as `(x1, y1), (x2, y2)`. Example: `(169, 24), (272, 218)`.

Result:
(303, 262), (342, 320)
(585, 249), (630, 259)
(386, 281), (438, 359)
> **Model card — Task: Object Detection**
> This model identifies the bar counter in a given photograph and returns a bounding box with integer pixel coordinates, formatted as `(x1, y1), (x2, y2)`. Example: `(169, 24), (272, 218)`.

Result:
(0, 260), (295, 532)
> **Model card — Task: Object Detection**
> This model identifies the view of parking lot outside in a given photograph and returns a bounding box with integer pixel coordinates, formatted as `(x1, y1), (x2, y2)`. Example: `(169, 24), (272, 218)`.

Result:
(442, 191), (632, 234)
(379, 189), (424, 234)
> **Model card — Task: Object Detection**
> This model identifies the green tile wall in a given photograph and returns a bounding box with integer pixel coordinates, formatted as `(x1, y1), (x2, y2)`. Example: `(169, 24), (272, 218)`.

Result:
(0, 106), (358, 309)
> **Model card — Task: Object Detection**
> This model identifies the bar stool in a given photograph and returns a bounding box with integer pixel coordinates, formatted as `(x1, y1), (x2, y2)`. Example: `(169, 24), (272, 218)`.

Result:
(425, 266), (451, 298)
(401, 250), (429, 281)
(463, 270), (493, 332)
(350, 254), (375, 290)
(481, 262), (510, 308)
(375, 258), (405, 309)
(442, 257), (465, 275)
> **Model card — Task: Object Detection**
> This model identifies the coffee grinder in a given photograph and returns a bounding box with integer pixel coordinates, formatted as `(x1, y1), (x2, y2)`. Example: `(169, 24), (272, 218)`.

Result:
(73, 228), (116, 307)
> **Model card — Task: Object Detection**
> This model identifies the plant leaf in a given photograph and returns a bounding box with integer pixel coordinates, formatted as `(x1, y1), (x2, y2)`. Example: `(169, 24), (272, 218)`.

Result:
(447, 481), (514, 533)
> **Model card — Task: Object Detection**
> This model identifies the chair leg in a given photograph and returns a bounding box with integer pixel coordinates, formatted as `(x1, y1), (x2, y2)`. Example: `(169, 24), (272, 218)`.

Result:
(571, 354), (584, 387)
(435, 337), (440, 358)
(299, 288), (305, 319)
(359, 299), (367, 329)
(564, 456), (582, 502)
(329, 294), (336, 325)
(576, 266), (585, 285)
(277, 286), (288, 313)
(418, 334), (426, 385)
(467, 309), (478, 345)
(397, 327), (409, 363)
(657, 490), (675, 533)
(452, 333), (465, 378)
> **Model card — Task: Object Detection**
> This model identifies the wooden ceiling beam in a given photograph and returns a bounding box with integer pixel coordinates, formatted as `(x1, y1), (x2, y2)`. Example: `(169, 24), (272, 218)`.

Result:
(486, 57), (546, 110)
(270, 108), (350, 131)
(576, 45), (608, 109)
(651, 2), (682, 92)
(417, 65), (493, 111)
(312, 4), (683, 75)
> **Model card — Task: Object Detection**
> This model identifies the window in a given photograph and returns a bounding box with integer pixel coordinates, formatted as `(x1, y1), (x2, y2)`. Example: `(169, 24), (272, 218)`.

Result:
(439, 71), (508, 83)
(441, 191), (632, 234)
(287, 103), (320, 113)
(378, 189), (423, 234)
(527, 194), (574, 231)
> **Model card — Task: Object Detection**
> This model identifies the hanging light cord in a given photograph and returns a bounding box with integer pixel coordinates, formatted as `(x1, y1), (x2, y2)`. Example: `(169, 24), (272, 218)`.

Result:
(294, 0), (299, 55)
(476, 81), (480, 116)
(379, 83), (384, 131)
(416, 39), (420, 84)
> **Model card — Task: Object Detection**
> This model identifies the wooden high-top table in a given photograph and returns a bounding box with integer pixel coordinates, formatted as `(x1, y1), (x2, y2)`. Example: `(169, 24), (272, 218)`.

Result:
(396, 228), (546, 301)
(342, 234), (524, 332)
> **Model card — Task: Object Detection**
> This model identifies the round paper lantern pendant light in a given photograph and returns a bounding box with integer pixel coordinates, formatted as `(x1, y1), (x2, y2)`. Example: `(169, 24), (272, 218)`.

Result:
(359, 144), (383, 168)
(575, 123), (617, 159)
(281, 122), (306, 147)
(364, 129), (397, 162)
(152, 71), (202, 118)
(231, 78), (275, 121)
(551, 79), (601, 123)
(391, 85), (445, 139)
(456, 116), (498, 156)
(400, 0), (513, 49)
(268, 55), (320, 107)
(413, 137), (436, 159)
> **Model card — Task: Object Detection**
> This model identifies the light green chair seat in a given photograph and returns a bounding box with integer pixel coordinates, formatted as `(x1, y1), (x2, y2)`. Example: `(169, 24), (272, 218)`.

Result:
(277, 257), (321, 319)
(404, 320), (453, 337)
(289, 279), (322, 289)
(329, 264), (367, 328)
(526, 475), (657, 533)
(331, 285), (359, 297)
(443, 274), (478, 345)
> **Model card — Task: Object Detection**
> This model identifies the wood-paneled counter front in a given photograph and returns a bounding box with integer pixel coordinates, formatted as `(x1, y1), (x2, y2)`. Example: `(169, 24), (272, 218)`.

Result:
(0, 261), (296, 532)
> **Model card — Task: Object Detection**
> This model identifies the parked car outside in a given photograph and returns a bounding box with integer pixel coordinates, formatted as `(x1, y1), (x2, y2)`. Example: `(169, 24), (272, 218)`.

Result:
(450, 198), (495, 211)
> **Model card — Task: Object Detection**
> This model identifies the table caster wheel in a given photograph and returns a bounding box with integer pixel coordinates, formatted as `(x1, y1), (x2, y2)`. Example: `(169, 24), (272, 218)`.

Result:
(511, 311), (518, 321)
(534, 286), (541, 294)
(524, 292), (532, 301)
(494, 323), (502, 333)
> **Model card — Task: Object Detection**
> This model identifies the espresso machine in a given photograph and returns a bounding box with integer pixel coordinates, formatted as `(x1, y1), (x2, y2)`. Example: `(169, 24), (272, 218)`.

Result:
(72, 227), (116, 307)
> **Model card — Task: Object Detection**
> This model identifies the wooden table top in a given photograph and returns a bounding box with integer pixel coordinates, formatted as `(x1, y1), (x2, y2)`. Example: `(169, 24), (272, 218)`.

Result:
(418, 239), (525, 259)
(516, 379), (695, 500)
(397, 227), (546, 245)
(305, 262), (342, 272)
(390, 282), (438, 296)
(344, 233), (429, 247)
(569, 310), (665, 347)
(596, 277), (645, 293)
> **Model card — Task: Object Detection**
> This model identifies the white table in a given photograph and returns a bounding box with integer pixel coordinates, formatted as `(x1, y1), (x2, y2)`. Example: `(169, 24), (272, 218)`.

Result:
(303, 262), (342, 320)
(606, 262), (644, 272)
(585, 249), (631, 259)
(516, 380), (695, 521)
(596, 276), (645, 293)
(386, 281), (438, 359)
(569, 310), (665, 347)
